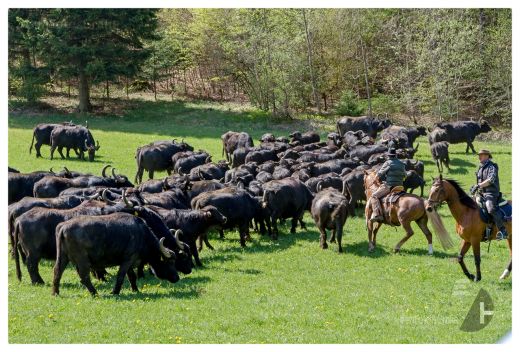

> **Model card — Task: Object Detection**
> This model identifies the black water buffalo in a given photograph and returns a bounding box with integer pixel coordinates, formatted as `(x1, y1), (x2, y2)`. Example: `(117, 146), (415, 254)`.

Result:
(50, 125), (100, 162)
(135, 140), (194, 183)
(147, 205), (227, 266)
(430, 141), (450, 173)
(380, 126), (427, 148)
(8, 195), (84, 255)
(261, 178), (313, 238)
(311, 188), (350, 252)
(221, 131), (254, 162)
(33, 168), (132, 198)
(402, 159), (425, 179)
(403, 170), (426, 197)
(336, 116), (391, 138)
(305, 173), (343, 193)
(52, 213), (180, 296)
(8, 170), (53, 204)
(181, 180), (226, 200)
(8, 167), (20, 173)
(297, 149), (346, 163)
(341, 130), (374, 150)
(12, 199), (128, 284)
(289, 131), (320, 145)
(191, 187), (261, 247)
(349, 144), (388, 163)
(29, 122), (76, 158)
(341, 170), (366, 208)
(260, 133), (276, 143)
(245, 149), (278, 164)
(128, 188), (190, 210)
(173, 151), (211, 174)
(428, 120), (491, 153)
(190, 160), (229, 181)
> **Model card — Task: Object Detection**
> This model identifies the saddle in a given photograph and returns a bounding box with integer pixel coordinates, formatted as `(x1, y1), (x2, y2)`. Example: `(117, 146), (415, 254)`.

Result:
(475, 193), (512, 225)
(382, 186), (406, 205)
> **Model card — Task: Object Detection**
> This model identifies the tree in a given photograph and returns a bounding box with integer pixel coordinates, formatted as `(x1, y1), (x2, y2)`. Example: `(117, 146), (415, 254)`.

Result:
(43, 9), (159, 112)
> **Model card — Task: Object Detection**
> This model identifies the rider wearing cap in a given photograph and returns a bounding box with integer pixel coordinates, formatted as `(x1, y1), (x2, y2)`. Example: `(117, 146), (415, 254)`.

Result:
(470, 149), (508, 240)
(369, 148), (406, 223)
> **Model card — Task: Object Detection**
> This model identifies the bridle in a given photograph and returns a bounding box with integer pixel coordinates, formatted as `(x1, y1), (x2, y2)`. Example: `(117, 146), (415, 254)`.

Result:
(427, 180), (449, 208)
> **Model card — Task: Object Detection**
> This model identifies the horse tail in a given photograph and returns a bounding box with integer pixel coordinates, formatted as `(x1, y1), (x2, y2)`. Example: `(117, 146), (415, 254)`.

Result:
(424, 201), (454, 250)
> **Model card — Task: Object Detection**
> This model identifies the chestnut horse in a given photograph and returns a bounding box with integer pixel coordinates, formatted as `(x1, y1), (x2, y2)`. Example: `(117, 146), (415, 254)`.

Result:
(363, 170), (453, 253)
(426, 176), (512, 281)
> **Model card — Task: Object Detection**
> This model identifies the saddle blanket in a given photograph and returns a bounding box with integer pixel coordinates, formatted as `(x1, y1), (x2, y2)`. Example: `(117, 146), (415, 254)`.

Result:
(383, 191), (406, 205)
(479, 202), (512, 224)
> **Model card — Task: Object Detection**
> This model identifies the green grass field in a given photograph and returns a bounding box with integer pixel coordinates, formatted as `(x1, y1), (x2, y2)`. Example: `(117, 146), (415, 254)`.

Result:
(8, 99), (512, 343)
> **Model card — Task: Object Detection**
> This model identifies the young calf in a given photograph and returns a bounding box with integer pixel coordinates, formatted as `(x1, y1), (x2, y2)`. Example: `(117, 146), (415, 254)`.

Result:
(430, 141), (450, 173)
(311, 188), (350, 253)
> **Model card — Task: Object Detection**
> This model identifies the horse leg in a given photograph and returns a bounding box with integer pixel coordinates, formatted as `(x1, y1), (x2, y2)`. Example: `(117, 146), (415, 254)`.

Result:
(500, 228), (512, 280)
(458, 240), (475, 281)
(416, 215), (433, 255)
(370, 222), (382, 252)
(394, 220), (414, 253)
(471, 238), (482, 282)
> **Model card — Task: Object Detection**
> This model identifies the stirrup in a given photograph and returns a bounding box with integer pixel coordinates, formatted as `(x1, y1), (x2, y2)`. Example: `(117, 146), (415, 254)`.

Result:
(496, 230), (508, 241)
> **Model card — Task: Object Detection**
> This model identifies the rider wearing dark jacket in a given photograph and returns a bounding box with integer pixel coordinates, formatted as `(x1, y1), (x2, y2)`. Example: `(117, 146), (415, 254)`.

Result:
(470, 149), (508, 240)
(369, 148), (406, 223)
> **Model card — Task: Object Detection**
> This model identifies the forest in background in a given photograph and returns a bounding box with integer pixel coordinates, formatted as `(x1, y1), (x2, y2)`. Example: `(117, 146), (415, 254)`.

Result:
(8, 8), (512, 126)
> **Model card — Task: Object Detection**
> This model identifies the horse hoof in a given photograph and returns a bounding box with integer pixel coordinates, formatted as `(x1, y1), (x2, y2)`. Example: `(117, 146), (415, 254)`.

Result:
(393, 248), (401, 254)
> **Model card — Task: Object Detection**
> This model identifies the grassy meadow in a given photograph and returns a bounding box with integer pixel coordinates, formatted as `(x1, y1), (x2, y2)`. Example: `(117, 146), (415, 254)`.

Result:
(7, 98), (512, 343)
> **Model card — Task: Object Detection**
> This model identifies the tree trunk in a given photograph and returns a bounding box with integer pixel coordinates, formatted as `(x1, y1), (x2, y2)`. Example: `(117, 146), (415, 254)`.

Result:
(360, 38), (372, 117)
(302, 9), (321, 114)
(78, 70), (91, 113)
(105, 80), (110, 101)
(125, 76), (129, 99)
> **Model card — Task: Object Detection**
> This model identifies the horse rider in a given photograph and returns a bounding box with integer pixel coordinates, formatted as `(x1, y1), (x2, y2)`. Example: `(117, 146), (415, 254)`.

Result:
(470, 149), (508, 240)
(369, 148), (406, 223)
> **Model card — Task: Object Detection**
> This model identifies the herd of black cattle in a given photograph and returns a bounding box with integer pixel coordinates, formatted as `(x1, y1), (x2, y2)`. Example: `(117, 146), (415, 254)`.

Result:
(7, 116), (492, 296)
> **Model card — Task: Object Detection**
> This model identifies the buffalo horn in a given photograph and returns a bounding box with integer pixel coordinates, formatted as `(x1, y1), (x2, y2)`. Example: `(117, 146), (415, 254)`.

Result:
(101, 164), (111, 178)
(159, 238), (174, 259)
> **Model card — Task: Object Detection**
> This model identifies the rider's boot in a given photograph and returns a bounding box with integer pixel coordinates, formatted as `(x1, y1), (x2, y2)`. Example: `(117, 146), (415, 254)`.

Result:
(369, 197), (384, 223)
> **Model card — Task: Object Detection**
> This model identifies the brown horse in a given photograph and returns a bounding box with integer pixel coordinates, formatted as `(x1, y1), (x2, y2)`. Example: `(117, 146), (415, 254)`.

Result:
(363, 170), (453, 253)
(426, 176), (512, 281)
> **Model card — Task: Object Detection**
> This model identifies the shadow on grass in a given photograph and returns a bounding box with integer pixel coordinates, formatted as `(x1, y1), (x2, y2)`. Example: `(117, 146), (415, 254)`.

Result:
(8, 98), (331, 145)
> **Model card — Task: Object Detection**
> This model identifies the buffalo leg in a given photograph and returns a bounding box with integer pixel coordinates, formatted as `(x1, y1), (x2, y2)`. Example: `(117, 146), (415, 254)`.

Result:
(299, 218), (307, 230)
(148, 170), (154, 180)
(271, 215), (279, 239)
(329, 229), (336, 243)
(191, 239), (203, 267)
(458, 240), (474, 281)
(76, 264), (97, 296)
(112, 260), (133, 295)
(50, 145), (57, 160)
(137, 263), (145, 278)
(52, 254), (69, 296)
(319, 227), (328, 249)
(57, 146), (65, 159)
(290, 217), (298, 233)
(35, 142), (42, 157)
(127, 269), (139, 292)
(239, 224), (247, 247)
(219, 229), (225, 239)
(26, 254), (45, 285)
(66, 148), (71, 158)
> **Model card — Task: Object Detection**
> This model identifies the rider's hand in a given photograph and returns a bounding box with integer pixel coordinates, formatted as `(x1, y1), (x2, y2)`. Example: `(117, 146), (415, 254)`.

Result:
(469, 184), (479, 194)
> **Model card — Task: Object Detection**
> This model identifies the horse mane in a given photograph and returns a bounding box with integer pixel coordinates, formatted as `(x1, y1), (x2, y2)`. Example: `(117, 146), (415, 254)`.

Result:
(445, 179), (478, 209)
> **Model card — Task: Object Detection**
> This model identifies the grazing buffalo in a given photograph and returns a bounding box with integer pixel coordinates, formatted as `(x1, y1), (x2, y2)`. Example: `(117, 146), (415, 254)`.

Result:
(261, 178), (313, 238)
(190, 160), (229, 181)
(430, 141), (450, 173)
(305, 173), (343, 193)
(428, 120), (491, 153)
(29, 122), (76, 158)
(337, 116), (391, 138)
(50, 125), (100, 162)
(341, 130), (374, 150)
(52, 213), (180, 296)
(221, 131), (254, 163)
(348, 144), (387, 163)
(311, 188), (350, 252)
(147, 205), (227, 266)
(135, 140), (194, 183)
